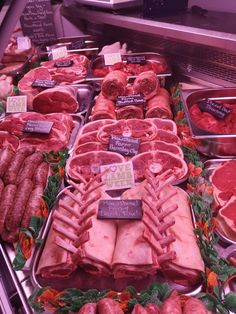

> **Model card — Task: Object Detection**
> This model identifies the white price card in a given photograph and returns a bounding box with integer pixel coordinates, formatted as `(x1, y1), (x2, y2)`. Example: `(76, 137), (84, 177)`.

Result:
(100, 161), (135, 191)
(17, 36), (31, 50)
(6, 96), (27, 113)
(104, 52), (122, 66)
(51, 46), (68, 60)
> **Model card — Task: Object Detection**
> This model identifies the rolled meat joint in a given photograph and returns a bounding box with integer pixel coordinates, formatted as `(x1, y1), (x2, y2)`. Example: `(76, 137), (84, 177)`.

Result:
(146, 88), (173, 119)
(97, 298), (124, 314)
(116, 105), (144, 120)
(101, 70), (127, 101)
(3, 146), (35, 185)
(0, 145), (15, 177)
(91, 93), (116, 121)
(32, 85), (79, 114)
(133, 71), (159, 100)
(77, 303), (97, 314)
(0, 184), (17, 234)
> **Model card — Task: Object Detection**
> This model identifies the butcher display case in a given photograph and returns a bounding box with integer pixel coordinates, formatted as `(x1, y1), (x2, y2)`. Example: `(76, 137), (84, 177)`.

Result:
(0, 1), (236, 313)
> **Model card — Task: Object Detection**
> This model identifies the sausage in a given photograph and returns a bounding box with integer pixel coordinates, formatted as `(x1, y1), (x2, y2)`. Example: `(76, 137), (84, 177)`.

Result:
(16, 152), (43, 185)
(1, 227), (18, 243)
(160, 295), (182, 314)
(3, 146), (35, 185)
(0, 146), (15, 177)
(77, 303), (97, 314)
(0, 184), (17, 234)
(33, 161), (49, 188)
(97, 298), (124, 314)
(5, 179), (33, 232)
(0, 178), (4, 198)
(21, 186), (44, 228)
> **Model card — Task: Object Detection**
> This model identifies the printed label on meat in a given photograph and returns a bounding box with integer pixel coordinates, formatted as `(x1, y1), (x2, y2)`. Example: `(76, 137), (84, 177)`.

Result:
(69, 38), (86, 50)
(51, 46), (68, 60)
(16, 36), (31, 50)
(23, 120), (54, 134)
(127, 55), (146, 65)
(97, 199), (142, 220)
(109, 135), (140, 156)
(104, 52), (122, 66)
(198, 98), (231, 119)
(32, 79), (56, 89)
(6, 96), (27, 113)
(54, 60), (74, 68)
(116, 94), (146, 107)
(100, 161), (135, 190)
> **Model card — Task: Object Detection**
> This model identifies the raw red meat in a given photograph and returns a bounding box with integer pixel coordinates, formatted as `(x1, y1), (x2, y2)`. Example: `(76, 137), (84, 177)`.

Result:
(18, 67), (52, 110)
(41, 54), (90, 69)
(0, 131), (19, 151)
(97, 119), (157, 144)
(74, 142), (107, 155)
(101, 70), (127, 101)
(140, 141), (183, 158)
(49, 65), (87, 84)
(182, 297), (212, 314)
(97, 298), (124, 314)
(146, 88), (172, 119)
(133, 71), (159, 100)
(66, 151), (126, 182)
(146, 118), (177, 134)
(131, 151), (188, 182)
(91, 93), (116, 120)
(32, 85), (78, 114)
(80, 119), (115, 135)
(116, 105), (144, 119)
(77, 303), (97, 314)
(210, 160), (236, 206)
(217, 197), (236, 241)
(160, 295), (182, 314)
(74, 131), (98, 148)
(153, 129), (180, 145)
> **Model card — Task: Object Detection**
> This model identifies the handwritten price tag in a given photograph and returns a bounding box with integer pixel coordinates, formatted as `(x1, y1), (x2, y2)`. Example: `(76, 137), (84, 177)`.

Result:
(17, 36), (31, 50)
(51, 46), (68, 60)
(6, 96), (27, 113)
(104, 53), (122, 66)
(100, 161), (135, 191)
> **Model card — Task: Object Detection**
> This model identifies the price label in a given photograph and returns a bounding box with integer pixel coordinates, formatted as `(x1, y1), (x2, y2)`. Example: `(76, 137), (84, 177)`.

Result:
(100, 161), (135, 191)
(109, 135), (140, 156)
(127, 55), (146, 65)
(6, 96), (27, 113)
(32, 79), (56, 89)
(69, 38), (86, 50)
(51, 46), (68, 60)
(23, 120), (54, 134)
(97, 199), (142, 220)
(54, 60), (73, 68)
(104, 53), (122, 66)
(116, 94), (146, 107)
(198, 98), (231, 119)
(17, 36), (31, 50)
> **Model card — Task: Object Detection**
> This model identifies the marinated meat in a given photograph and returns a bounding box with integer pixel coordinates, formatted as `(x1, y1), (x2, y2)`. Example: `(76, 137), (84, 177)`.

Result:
(133, 71), (159, 100)
(32, 85), (78, 114)
(101, 70), (127, 101)
(140, 141), (183, 158)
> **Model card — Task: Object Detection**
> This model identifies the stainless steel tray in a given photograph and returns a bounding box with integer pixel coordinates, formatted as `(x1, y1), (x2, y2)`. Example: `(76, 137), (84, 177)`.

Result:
(31, 186), (202, 296)
(90, 52), (172, 82)
(72, 84), (94, 115)
(66, 113), (84, 151)
(39, 35), (99, 58)
(181, 88), (236, 158)
(204, 159), (236, 245)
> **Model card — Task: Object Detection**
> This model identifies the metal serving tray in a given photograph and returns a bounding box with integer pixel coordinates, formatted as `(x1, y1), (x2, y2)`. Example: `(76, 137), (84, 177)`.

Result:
(90, 52), (172, 81)
(204, 159), (236, 245)
(72, 83), (95, 116)
(31, 186), (202, 296)
(181, 88), (236, 158)
(39, 35), (99, 59)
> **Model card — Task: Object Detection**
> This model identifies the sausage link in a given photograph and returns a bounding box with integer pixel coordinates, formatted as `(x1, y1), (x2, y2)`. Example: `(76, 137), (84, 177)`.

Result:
(0, 184), (17, 234)
(5, 179), (33, 232)
(16, 152), (43, 185)
(3, 147), (35, 185)
(21, 185), (44, 228)
(33, 161), (49, 189)
(0, 146), (15, 177)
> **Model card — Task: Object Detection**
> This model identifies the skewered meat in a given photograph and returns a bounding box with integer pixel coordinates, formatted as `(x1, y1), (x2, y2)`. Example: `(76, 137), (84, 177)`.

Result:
(91, 93), (116, 121)
(32, 85), (78, 114)
(101, 70), (127, 101)
(146, 88), (172, 119)
(133, 71), (159, 100)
